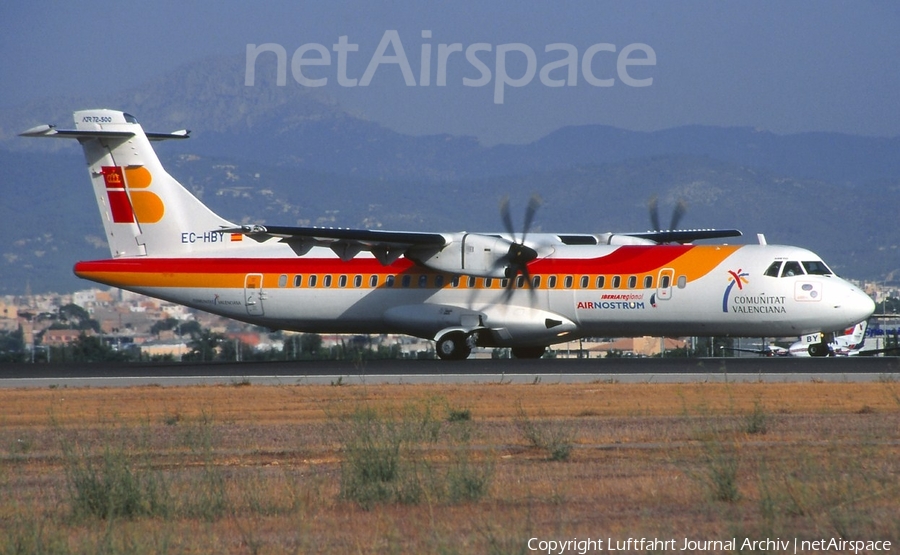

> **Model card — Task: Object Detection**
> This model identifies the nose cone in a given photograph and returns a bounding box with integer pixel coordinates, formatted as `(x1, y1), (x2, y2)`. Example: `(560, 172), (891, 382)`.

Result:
(844, 284), (876, 324)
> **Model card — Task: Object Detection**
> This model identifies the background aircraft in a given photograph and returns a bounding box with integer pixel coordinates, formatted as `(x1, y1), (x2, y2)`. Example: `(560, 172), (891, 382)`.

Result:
(725, 321), (867, 357)
(725, 320), (900, 357)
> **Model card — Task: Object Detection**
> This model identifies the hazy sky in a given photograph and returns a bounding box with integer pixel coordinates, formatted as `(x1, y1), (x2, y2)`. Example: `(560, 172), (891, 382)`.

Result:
(2, 1), (899, 144)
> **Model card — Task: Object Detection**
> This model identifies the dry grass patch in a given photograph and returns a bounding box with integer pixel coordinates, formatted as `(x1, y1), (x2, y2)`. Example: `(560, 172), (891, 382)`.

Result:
(0, 381), (898, 553)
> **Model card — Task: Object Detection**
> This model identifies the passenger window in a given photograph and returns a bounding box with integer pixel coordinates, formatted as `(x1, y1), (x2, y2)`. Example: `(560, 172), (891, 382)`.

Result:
(580, 276), (589, 288)
(484, 278), (493, 288)
(548, 276), (557, 288)
(418, 275), (428, 288)
(467, 276), (476, 288)
(354, 275), (362, 288)
(369, 275), (378, 287)
(643, 275), (653, 288)
(564, 276), (573, 288)
(677, 275), (687, 289)
(434, 275), (444, 288)
(802, 261), (832, 275)
(450, 275), (460, 287)
(781, 261), (803, 277)
(309, 275), (318, 287)
(338, 275), (348, 288)
(386, 275), (395, 287)
(532, 275), (541, 288)
(660, 274), (670, 289)
(500, 278), (509, 288)
(293, 274), (303, 287)
(627, 276), (637, 289)
(402, 275), (411, 288)
(764, 261), (782, 277)
(516, 275), (525, 288)
(278, 274), (287, 288)
(596, 276), (605, 288)
(323, 275), (332, 287)
(612, 276), (621, 288)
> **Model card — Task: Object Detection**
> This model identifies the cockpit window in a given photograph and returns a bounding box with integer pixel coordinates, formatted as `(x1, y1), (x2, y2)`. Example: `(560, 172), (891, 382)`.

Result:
(781, 261), (803, 277)
(802, 260), (832, 275)
(764, 261), (782, 277)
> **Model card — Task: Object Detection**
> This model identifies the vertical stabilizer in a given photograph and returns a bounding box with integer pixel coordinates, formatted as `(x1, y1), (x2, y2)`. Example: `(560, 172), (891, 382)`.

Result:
(22, 109), (235, 258)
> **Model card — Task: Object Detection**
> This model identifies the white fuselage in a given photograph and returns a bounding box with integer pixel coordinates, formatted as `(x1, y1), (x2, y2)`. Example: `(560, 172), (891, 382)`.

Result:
(76, 238), (875, 348)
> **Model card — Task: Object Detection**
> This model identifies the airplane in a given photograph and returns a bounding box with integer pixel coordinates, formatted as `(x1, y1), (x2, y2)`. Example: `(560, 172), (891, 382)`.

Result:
(723, 342), (790, 357)
(20, 109), (876, 360)
(724, 320), (868, 357)
(788, 321), (867, 356)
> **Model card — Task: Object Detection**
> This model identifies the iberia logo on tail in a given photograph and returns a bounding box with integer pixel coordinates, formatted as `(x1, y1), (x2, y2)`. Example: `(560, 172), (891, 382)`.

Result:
(101, 166), (164, 224)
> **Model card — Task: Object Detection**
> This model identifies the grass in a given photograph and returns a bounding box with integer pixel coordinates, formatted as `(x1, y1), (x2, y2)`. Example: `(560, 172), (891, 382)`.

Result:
(0, 381), (897, 553)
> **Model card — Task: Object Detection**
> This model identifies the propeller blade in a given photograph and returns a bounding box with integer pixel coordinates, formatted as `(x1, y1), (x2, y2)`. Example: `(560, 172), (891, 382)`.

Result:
(500, 196), (515, 239)
(521, 194), (543, 242)
(495, 194), (542, 306)
(522, 265), (536, 304)
(669, 200), (687, 231)
(648, 195), (660, 231)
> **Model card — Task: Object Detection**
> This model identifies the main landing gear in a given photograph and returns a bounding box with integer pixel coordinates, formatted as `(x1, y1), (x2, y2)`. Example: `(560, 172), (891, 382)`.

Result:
(435, 331), (547, 360)
(436, 332), (473, 361)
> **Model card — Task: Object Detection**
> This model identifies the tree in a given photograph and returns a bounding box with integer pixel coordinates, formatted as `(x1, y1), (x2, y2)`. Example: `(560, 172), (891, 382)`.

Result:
(0, 327), (26, 362)
(184, 328), (224, 362)
(299, 333), (323, 357)
(58, 304), (100, 332)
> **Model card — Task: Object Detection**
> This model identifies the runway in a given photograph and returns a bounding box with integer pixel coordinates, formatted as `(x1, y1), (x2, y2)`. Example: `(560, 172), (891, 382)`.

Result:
(2, 356), (899, 387)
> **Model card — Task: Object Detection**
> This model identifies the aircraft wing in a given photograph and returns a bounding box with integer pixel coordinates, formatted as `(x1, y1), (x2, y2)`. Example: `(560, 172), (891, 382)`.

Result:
(721, 346), (788, 357)
(221, 224), (447, 263)
(623, 229), (742, 244)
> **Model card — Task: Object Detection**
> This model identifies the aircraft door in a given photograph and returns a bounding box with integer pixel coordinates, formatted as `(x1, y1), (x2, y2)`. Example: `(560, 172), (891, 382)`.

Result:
(656, 268), (675, 301)
(244, 273), (265, 316)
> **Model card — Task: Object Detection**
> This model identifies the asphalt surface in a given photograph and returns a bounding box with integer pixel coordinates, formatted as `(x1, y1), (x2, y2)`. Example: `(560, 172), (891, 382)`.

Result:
(1, 356), (899, 387)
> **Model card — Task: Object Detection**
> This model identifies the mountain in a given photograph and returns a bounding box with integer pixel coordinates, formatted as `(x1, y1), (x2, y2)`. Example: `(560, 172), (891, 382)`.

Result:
(5, 55), (899, 183)
(1, 54), (898, 294)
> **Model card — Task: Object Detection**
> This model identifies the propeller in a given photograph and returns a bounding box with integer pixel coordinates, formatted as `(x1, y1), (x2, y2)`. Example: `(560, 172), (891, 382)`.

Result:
(648, 195), (687, 232)
(499, 194), (542, 301)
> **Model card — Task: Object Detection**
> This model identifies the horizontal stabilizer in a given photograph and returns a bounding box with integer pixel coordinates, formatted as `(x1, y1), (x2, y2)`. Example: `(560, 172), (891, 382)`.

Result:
(20, 124), (189, 141)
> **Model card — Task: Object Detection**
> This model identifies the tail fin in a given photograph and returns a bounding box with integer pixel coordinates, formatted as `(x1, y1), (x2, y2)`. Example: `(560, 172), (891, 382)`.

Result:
(21, 109), (235, 258)
(840, 320), (868, 349)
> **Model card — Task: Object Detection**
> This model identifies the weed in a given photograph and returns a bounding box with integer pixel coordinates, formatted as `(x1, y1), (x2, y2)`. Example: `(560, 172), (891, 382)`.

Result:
(162, 412), (181, 426)
(446, 407), (471, 422)
(701, 438), (741, 502)
(336, 400), (492, 509)
(62, 439), (170, 520)
(514, 400), (575, 461)
(744, 399), (768, 435)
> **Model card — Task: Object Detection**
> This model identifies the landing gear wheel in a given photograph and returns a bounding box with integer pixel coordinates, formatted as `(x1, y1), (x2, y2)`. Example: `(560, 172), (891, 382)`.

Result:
(436, 332), (472, 361)
(511, 346), (546, 359)
(808, 342), (830, 357)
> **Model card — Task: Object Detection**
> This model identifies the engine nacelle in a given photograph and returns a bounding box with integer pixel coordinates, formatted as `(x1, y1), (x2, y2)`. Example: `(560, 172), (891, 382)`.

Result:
(598, 233), (658, 246)
(411, 233), (515, 278)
